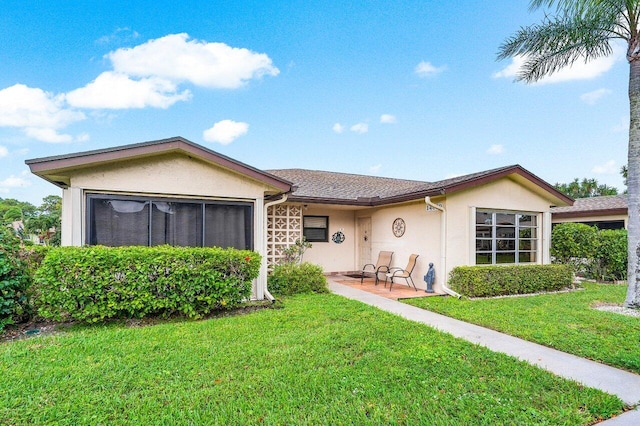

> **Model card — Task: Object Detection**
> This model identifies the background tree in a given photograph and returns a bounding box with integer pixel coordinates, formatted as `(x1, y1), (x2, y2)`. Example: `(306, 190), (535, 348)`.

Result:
(554, 178), (619, 198)
(498, 0), (640, 308)
(0, 198), (36, 226)
(24, 195), (62, 246)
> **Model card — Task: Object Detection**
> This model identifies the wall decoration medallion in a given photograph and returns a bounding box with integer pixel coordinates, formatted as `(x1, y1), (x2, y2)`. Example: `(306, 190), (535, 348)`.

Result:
(392, 218), (406, 237)
(332, 231), (346, 244)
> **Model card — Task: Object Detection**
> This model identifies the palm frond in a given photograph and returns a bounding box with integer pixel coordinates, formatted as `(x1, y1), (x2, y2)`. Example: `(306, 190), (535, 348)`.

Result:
(497, 12), (619, 82)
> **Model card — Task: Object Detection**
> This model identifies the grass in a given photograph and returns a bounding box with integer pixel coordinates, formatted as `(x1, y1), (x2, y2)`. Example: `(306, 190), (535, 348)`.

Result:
(1, 293), (626, 425)
(404, 282), (640, 374)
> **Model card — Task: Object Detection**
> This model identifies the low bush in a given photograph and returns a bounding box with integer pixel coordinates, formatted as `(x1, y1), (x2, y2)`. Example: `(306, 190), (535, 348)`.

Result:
(551, 223), (628, 281)
(551, 223), (597, 275)
(34, 245), (261, 323)
(268, 262), (328, 296)
(0, 227), (31, 331)
(590, 229), (627, 281)
(448, 264), (573, 298)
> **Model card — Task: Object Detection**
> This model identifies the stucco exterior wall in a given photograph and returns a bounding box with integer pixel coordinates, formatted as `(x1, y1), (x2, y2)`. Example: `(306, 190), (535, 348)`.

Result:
(357, 201), (442, 292)
(68, 154), (274, 199)
(303, 205), (356, 272)
(445, 178), (554, 279)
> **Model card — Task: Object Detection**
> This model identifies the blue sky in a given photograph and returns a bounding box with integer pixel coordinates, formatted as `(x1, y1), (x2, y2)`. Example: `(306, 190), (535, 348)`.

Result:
(0, 1), (630, 205)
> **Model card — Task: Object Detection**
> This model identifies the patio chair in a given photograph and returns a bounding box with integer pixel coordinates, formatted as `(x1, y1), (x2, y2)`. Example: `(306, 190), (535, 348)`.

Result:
(384, 254), (419, 291)
(361, 251), (394, 285)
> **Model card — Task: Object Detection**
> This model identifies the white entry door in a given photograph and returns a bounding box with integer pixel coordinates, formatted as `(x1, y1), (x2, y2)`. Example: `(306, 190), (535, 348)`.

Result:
(357, 217), (372, 268)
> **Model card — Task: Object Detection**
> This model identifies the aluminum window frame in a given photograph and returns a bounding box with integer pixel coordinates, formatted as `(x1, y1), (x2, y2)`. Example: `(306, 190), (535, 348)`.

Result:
(85, 193), (254, 249)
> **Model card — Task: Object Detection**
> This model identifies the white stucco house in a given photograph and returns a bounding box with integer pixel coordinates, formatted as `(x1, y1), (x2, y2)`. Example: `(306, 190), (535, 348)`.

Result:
(26, 136), (573, 300)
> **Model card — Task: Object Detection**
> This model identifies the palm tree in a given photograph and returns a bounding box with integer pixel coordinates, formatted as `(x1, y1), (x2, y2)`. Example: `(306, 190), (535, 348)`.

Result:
(498, 0), (640, 308)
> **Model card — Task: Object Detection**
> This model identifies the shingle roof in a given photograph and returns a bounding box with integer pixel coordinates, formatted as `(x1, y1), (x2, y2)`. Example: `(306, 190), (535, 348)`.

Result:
(268, 165), (571, 206)
(551, 194), (627, 217)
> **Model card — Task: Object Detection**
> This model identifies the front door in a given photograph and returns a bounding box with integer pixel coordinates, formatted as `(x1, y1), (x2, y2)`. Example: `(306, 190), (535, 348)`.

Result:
(357, 217), (372, 268)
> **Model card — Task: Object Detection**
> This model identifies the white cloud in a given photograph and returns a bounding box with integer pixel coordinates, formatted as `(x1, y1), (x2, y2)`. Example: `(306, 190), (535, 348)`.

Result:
(592, 160), (617, 174)
(96, 27), (140, 45)
(203, 119), (249, 145)
(380, 114), (396, 124)
(0, 146), (7, 158)
(350, 123), (369, 134)
(580, 88), (612, 105)
(0, 33), (278, 143)
(24, 128), (73, 143)
(332, 123), (345, 134)
(487, 144), (504, 155)
(66, 71), (192, 109)
(0, 174), (31, 193)
(369, 164), (382, 174)
(0, 84), (85, 129)
(415, 61), (446, 78)
(108, 33), (279, 89)
(76, 133), (90, 142)
(0, 84), (85, 143)
(493, 44), (624, 84)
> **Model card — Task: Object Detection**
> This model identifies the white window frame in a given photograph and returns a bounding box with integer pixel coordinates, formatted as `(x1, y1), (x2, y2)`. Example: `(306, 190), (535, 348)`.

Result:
(475, 210), (539, 265)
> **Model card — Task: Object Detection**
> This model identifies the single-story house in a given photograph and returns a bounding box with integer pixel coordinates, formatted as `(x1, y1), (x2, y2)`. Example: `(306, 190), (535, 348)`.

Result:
(26, 136), (572, 299)
(551, 194), (627, 230)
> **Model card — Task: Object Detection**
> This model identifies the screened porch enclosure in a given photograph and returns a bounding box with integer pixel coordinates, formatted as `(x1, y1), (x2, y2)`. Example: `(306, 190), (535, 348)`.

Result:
(87, 195), (253, 250)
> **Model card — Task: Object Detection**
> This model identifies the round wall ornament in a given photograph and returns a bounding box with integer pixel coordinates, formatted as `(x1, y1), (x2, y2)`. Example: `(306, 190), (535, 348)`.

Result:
(332, 231), (346, 244)
(392, 218), (406, 237)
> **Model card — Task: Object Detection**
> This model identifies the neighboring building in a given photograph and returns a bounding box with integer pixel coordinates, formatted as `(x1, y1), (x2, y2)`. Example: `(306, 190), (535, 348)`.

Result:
(26, 137), (572, 299)
(551, 194), (627, 230)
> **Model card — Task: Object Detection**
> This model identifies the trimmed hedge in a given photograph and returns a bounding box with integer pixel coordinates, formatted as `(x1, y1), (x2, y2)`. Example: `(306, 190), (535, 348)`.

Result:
(590, 229), (627, 281)
(268, 262), (328, 296)
(34, 245), (261, 323)
(0, 227), (31, 331)
(449, 264), (573, 298)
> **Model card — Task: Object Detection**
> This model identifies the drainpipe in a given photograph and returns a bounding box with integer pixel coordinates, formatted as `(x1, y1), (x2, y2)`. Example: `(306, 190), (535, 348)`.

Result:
(262, 193), (289, 302)
(425, 196), (461, 298)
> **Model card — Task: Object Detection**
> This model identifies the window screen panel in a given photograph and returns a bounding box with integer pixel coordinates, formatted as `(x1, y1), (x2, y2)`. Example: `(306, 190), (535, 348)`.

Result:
(151, 202), (202, 246)
(89, 198), (150, 246)
(204, 204), (253, 250)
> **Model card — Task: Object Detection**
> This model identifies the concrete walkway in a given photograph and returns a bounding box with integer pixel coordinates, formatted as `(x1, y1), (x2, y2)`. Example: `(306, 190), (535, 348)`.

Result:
(328, 278), (640, 425)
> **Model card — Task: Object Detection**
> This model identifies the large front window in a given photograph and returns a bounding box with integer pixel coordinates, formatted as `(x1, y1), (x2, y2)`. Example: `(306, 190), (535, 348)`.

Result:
(475, 210), (538, 265)
(87, 195), (253, 250)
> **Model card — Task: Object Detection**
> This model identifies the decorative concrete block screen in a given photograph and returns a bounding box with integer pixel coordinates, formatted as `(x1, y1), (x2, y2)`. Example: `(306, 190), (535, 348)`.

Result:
(267, 204), (302, 266)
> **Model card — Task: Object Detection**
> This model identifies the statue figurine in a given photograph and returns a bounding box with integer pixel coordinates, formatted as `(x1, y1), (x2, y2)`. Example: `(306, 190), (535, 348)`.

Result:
(424, 263), (435, 293)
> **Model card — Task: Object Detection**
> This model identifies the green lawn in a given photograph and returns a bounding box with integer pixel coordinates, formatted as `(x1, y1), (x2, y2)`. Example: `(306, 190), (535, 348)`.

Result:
(404, 282), (640, 374)
(1, 293), (626, 425)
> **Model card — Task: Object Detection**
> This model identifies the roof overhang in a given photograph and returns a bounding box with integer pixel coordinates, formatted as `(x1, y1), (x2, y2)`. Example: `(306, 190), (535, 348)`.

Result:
(552, 208), (628, 219)
(25, 136), (292, 193)
(287, 165), (573, 208)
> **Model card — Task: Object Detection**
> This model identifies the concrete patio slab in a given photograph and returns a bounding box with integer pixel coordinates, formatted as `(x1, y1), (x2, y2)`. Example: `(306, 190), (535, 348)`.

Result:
(327, 278), (640, 424)
(330, 275), (441, 301)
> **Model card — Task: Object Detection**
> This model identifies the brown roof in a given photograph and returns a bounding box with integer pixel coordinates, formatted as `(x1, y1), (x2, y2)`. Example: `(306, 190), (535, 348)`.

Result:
(551, 195), (627, 218)
(25, 136), (571, 207)
(268, 165), (572, 206)
(26, 136), (292, 192)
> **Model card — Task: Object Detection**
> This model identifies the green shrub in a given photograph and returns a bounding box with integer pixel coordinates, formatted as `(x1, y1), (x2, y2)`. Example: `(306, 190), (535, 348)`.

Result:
(34, 245), (261, 323)
(0, 227), (31, 331)
(551, 223), (598, 275)
(268, 262), (328, 296)
(551, 223), (628, 282)
(589, 229), (627, 281)
(449, 264), (573, 298)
